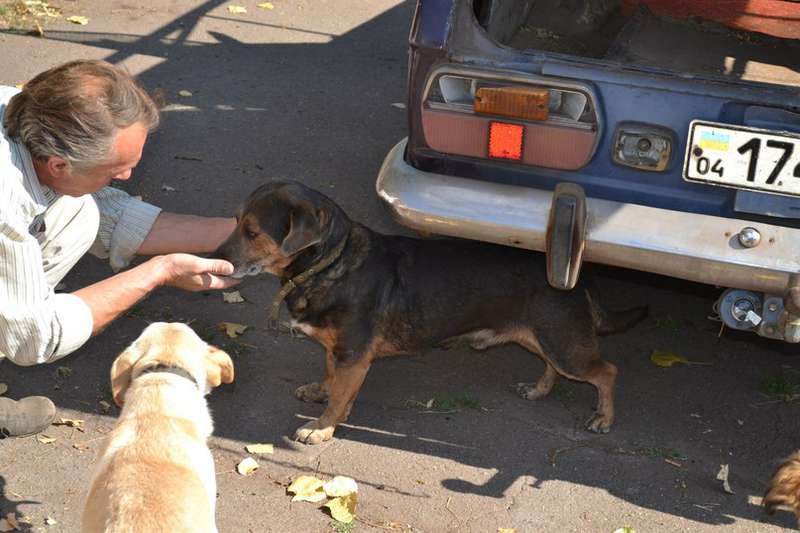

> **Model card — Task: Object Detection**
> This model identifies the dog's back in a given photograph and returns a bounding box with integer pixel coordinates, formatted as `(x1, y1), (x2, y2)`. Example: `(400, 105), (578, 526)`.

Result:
(82, 377), (217, 533)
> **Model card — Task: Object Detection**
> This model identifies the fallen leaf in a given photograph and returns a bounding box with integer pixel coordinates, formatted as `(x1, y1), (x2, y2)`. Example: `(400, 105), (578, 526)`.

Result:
(53, 417), (85, 431)
(245, 443), (274, 454)
(257, 2), (275, 8)
(98, 400), (111, 413)
(45, 517), (57, 526)
(56, 366), (71, 378)
(664, 458), (682, 468)
(287, 475), (327, 502)
(716, 464), (734, 494)
(236, 457), (259, 476)
(178, 89), (193, 97)
(66, 15), (89, 25)
(223, 291), (245, 304)
(37, 434), (56, 444)
(0, 383), (7, 396)
(4, 514), (19, 530)
(650, 351), (689, 368)
(218, 322), (248, 338)
(161, 184), (177, 192)
(498, 529), (517, 533)
(325, 492), (357, 524)
(391, 102), (406, 109)
(612, 528), (635, 533)
(323, 475), (358, 497)
(227, 5), (247, 14)
(72, 442), (90, 452)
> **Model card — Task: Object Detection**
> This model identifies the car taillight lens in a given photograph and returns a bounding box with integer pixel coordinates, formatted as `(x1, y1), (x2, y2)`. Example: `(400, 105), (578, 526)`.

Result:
(422, 71), (600, 170)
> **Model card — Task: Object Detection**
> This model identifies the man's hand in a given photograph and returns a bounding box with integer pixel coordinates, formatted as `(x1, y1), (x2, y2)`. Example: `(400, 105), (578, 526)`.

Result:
(159, 253), (240, 291)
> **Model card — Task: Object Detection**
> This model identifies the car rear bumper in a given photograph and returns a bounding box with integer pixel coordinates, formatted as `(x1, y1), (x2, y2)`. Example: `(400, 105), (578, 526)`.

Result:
(376, 139), (800, 295)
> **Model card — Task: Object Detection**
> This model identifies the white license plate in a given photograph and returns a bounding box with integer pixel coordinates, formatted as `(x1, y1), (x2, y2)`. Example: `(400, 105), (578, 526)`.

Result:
(683, 121), (800, 197)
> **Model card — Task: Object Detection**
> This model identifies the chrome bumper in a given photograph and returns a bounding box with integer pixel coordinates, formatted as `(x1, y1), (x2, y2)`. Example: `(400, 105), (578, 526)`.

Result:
(376, 139), (800, 295)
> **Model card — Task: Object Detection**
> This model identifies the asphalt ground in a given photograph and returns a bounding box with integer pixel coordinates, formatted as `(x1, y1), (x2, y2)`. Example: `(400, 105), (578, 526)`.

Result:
(1, 1), (799, 531)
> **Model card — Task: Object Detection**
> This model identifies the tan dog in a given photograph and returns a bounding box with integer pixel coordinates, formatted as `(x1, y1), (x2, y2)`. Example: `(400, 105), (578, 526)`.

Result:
(765, 451), (800, 523)
(82, 322), (234, 533)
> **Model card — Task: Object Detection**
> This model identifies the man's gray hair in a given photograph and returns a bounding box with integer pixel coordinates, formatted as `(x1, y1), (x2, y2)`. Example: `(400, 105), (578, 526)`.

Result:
(3, 60), (160, 174)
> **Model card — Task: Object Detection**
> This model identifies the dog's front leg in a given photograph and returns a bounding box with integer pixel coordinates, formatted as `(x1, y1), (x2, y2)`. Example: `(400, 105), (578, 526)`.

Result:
(294, 358), (371, 445)
(295, 350), (336, 403)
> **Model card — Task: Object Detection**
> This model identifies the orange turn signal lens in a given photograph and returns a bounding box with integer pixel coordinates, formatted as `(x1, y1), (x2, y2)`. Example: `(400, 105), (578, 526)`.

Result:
(475, 86), (550, 121)
(488, 121), (524, 161)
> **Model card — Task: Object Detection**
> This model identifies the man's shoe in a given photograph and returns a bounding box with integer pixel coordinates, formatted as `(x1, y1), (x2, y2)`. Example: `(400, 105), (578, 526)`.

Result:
(0, 396), (56, 438)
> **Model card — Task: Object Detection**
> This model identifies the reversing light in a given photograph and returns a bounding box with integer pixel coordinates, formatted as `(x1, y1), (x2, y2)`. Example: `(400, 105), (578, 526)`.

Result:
(488, 121), (524, 160)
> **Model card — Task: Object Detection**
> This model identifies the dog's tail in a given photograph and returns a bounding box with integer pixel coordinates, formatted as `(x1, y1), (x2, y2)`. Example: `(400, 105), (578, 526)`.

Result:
(587, 289), (648, 336)
(765, 451), (800, 519)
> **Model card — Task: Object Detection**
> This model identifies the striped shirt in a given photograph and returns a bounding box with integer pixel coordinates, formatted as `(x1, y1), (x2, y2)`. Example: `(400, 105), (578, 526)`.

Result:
(0, 86), (161, 366)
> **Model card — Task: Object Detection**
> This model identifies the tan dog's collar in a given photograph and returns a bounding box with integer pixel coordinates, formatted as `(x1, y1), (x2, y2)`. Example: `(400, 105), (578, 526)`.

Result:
(269, 234), (349, 329)
(139, 363), (198, 388)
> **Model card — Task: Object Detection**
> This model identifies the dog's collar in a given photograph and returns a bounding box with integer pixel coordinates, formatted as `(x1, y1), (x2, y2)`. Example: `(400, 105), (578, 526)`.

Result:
(138, 363), (198, 388)
(269, 234), (349, 328)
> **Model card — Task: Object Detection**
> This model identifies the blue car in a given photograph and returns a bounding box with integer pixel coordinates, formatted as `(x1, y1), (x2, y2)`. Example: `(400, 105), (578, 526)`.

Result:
(376, 0), (800, 343)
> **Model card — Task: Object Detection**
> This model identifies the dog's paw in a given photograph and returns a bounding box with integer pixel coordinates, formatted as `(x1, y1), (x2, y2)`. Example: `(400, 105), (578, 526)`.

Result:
(294, 382), (328, 403)
(765, 451), (800, 518)
(585, 412), (612, 434)
(516, 382), (550, 400)
(294, 420), (335, 445)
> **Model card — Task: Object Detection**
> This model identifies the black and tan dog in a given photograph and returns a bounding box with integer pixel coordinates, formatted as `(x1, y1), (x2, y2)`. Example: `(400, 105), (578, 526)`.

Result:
(215, 181), (646, 444)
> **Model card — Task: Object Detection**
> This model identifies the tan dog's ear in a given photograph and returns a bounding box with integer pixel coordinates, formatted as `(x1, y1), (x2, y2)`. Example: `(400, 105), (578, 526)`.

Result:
(110, 344), (144, 407)
(204, 345), (235, 388)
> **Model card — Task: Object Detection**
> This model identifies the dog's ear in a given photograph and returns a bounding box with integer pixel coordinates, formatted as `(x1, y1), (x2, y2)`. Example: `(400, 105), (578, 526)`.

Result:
(204, 344), (235, 388)
(110, 343), (145, 407)
(280, 205), (322, 256)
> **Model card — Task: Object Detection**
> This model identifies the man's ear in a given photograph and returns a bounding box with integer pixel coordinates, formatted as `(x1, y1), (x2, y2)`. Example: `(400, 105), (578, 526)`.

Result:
(204, 345), (235, 388)
(46, 155), (70, 179)
(110, 343), (145, 407)
(280, 207), (322, 256)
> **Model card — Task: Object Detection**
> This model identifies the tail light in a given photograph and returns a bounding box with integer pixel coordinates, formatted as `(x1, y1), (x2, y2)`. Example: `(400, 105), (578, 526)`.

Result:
(421, 69), (600, 170)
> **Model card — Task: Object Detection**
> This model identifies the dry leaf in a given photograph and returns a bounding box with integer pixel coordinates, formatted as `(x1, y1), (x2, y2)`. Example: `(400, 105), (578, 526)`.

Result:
(0, 383), (7, 396)
(218, 322), (248, 338)
(178, 89), (193, 97)
(37, 434), (56, 444)
(716, 464), (734, 494)
(66, 15), (89, 25)
(227, 5), (247, 14)
(98, 400), (111, 413)
(612, 528), (635, 533)
(3, 514), (19, 531)
(223, 291), (245, 304)
(257, 2), (275, 8)
(236, 457), (259, 475)
(498, 529), (517, 533)
(54, 417), (85, 431)
(287, 475), (327, 502)
(323, 475), (358, 497)
(72, 442), (90, 452)
(245, 443), (274, 454)
(650, 351), (689, 368)
(45, 517), (57, 526)
(56, 366), (71, 378)
(325, 492), (357, 524)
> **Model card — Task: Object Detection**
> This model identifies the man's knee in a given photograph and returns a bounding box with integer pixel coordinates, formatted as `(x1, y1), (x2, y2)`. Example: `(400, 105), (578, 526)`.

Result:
(40, 195), (99, 284)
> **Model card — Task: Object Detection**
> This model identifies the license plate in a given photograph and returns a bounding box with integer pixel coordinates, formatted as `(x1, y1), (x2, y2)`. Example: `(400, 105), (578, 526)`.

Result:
(683, 121), (800, 197)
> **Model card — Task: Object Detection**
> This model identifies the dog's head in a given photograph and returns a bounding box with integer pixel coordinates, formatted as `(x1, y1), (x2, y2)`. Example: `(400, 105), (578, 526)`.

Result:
(110, 322), (235, 406)
(214, 181), (349, 279)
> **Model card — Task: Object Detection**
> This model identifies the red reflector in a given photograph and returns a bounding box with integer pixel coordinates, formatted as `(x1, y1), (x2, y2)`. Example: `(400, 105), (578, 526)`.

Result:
(488, 121), (524, 160)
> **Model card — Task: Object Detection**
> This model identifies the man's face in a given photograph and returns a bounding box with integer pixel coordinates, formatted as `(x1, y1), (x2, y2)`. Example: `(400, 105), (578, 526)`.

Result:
(44, 122), (148, 196)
